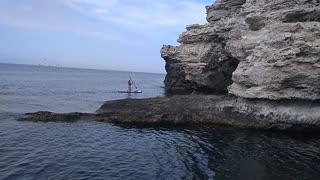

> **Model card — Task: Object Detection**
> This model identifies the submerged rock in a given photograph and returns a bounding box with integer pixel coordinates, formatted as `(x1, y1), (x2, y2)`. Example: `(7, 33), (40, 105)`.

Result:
(23, 111), (81, 122)
(161, 0), (320, 100)
(20, 95), (320, 131)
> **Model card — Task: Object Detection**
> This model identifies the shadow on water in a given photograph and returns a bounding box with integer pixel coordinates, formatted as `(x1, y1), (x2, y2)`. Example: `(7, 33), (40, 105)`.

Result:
(0, 113), (320, 179)
(115, 123), (320, 180)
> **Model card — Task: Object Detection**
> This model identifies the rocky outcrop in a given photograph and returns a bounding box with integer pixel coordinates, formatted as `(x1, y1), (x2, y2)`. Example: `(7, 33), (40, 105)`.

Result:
(20, 95), (320, 131)
(20, 0), (320, 132)
(161, 23), (240, 93)
(161, 0), (320, 100)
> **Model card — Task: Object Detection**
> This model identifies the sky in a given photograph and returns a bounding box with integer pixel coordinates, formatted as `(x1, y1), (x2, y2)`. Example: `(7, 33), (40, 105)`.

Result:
(0, 0), (214, 73)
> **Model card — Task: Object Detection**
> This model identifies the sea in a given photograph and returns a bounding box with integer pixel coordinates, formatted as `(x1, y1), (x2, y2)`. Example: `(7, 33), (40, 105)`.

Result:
(0, 63), (319, 180)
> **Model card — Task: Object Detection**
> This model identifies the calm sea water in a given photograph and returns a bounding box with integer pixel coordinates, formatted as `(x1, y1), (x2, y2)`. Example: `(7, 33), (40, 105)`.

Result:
(0, 63), (320, 180)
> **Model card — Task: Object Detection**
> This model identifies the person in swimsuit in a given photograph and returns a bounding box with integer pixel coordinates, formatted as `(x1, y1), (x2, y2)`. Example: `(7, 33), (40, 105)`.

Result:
(128, 80), (132, 92)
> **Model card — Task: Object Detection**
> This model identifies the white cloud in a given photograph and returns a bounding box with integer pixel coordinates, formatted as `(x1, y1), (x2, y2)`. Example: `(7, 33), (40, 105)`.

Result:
(64, 0), (119, 14)
(0, 0), (132, 43)
(0, 0), (210, 41)
(63, 0), (208, 27)
(59, 0), (209, 40)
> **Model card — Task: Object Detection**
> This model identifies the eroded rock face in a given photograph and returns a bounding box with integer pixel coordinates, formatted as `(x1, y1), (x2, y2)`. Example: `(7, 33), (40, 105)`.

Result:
(161, 5), (242, 93)
(161, 0), (320, 100)
(228, 0), (320, 100)
(161, 0), (245, 93)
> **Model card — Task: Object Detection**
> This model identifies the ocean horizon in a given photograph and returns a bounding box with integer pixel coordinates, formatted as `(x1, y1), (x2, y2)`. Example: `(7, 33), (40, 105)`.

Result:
(0, 62), (166, 75)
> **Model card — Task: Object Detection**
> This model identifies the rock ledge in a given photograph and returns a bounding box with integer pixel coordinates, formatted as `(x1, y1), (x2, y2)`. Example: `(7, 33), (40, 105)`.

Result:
(21, 95), (320, 132)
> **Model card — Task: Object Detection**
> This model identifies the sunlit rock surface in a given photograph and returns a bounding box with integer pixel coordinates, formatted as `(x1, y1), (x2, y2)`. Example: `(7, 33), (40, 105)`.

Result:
(161, 0), (320, 100)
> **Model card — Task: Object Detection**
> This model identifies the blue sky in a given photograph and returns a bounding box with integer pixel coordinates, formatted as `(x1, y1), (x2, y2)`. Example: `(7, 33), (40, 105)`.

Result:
(0, 0), (214, 73)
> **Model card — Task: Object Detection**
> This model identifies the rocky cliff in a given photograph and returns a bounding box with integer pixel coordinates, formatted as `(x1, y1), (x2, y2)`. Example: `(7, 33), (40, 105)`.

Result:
(20, 0), (320, 131)
(161, 0), (320, 100)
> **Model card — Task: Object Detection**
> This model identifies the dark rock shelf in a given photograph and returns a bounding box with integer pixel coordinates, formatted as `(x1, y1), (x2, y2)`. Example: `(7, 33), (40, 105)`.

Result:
(20, 95), (320, 132)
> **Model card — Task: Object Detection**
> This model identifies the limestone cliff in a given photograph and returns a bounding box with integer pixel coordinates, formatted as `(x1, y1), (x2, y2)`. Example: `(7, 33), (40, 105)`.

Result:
(161, 0), (320, 100)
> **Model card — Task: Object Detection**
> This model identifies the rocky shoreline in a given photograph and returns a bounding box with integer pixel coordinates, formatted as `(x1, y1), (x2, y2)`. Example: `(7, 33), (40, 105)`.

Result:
(20, 95), (320, 131)
(21, 0), (320, 131)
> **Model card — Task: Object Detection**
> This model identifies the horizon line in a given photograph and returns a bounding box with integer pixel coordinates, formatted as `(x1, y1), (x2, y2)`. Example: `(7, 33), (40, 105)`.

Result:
(0, 62), (166, 75)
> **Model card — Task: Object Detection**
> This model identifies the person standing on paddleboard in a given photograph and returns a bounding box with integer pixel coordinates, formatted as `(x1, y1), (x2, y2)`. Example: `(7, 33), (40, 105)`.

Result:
(128, 80), (132, 92)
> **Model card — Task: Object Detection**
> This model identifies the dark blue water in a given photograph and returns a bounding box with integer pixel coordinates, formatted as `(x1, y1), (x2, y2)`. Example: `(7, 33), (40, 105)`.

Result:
(1, 63), (320, 180)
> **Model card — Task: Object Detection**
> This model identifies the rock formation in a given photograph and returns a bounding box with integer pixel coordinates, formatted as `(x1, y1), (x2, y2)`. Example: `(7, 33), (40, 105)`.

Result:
(20, 0), (320, 131)
(161, 0), (320, 100)
(20, 95), (320, 131)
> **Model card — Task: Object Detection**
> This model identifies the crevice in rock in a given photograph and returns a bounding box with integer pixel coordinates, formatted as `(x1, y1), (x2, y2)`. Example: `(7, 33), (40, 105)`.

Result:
(245, 16), (266, 31)
(194, 55), (240, 93)
(296, 50), (309, 58)
(283, 10), (320, 23)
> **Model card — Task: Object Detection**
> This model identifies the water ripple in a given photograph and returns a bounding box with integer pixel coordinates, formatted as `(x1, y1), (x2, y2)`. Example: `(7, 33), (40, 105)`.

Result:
(0, 119), (320, 179)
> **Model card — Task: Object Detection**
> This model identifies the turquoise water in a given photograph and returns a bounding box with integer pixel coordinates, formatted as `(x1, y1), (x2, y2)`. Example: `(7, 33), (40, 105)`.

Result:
(0, 63), (320, 180)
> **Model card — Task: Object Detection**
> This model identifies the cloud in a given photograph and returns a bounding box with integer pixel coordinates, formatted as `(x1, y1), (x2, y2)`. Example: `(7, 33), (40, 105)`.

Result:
(0, 0), (211, 42)
(0, 0), (132, 44)
(63, 0), (208, 27)
(60, 0), (210, 40)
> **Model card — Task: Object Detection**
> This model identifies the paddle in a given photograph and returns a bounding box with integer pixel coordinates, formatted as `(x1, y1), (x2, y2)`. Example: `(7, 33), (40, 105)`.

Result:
(129, 76), (138, 90)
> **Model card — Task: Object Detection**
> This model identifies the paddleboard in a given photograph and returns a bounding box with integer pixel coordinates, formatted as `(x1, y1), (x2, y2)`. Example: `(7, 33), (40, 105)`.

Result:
(118, 90), (142, 94)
